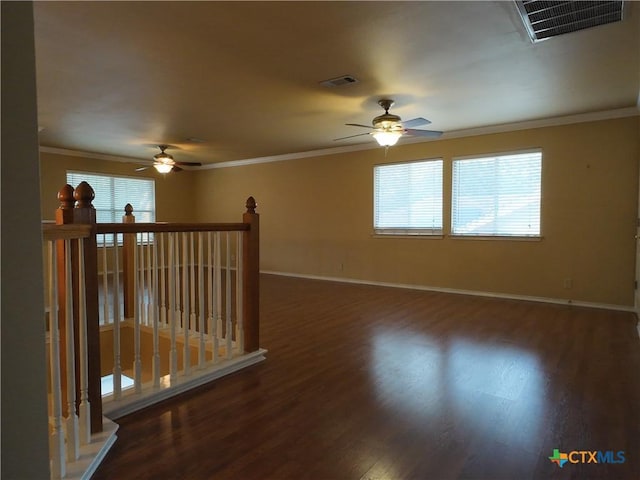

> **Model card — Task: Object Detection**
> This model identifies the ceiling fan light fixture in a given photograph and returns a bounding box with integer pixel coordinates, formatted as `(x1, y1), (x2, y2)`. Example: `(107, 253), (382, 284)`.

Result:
(373, 130), (402, 147)
(154, 152), (174, 162)
(154, 163), (173, 174)
(336, 99), (440, 146)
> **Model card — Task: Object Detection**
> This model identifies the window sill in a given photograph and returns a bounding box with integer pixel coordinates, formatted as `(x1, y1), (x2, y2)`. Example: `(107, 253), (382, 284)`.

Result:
(371, 233), (444, 240)
(448, 235), (543, 242)
(370, 233), (543, 241)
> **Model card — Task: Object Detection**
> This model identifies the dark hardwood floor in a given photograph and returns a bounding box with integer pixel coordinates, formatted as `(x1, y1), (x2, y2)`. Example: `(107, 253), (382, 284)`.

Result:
(93, 274), (640, 480)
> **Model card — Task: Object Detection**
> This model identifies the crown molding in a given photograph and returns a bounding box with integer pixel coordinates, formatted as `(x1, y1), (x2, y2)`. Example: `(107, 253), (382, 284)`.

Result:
(39, 106), (639, 169)
(202, 142), (380, 169)
(201, 106), (639, 169)
(39, 146), (149, 164)
(439, 106), (639, 142)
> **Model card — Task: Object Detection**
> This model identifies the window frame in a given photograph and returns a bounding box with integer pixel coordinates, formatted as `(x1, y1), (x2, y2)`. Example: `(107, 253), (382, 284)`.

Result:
(450, 149), (543, 239)
(66, 170), (156, 245)
(373, 158), (444, 237)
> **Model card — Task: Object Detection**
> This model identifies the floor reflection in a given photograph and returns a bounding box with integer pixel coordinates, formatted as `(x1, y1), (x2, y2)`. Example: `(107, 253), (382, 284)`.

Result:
(371, 329), (545, 449)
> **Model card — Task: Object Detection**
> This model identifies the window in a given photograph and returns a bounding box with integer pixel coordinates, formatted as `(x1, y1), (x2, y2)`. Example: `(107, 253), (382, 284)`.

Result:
(374, 159), (443, 235)
(66, 171), (156, 243)
(451, 150), (541, 237)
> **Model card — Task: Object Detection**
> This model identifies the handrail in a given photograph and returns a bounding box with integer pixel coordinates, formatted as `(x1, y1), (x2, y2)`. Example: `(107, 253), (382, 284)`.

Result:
(42, 223), (92, 241)
(96, 222), (249, 234)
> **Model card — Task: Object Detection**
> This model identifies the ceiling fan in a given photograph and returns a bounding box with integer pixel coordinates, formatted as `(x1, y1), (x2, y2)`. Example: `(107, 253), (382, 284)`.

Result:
(136, 145), (202, 173)
(335, 99), (443, 146)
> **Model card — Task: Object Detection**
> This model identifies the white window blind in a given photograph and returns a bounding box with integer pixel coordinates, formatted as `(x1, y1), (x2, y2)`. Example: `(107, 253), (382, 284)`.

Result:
(374, 159), (443, 235)
(451, 151), (541, 237)
(66, 171), (156, 243)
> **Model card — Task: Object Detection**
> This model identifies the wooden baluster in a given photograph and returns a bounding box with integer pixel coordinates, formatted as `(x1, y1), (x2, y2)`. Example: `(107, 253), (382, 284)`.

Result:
(76, 240), (91, 445)
(64, 238), (80, 461)
(152, 232), (160, 388)
(168, 233), (178, 383)
(190, 232), (196, 336)
(101, 235), (109, 326)
(207, 232), (216, 363)
(134, 234), (142, 393)
(48, 241), (66, 479)
(215, 232), (222, 360)
(225, 232), (232, 359)
(198, 232), (205, 368)
(174, 232), (181, 341)
(243, 197), (260, 353)
(160, 233), (167, 329)
(112, 235), (122, 400)
(236, 231), (244, 353)
(172, 233), (179, 366)
(138, 234), (145, 327)
(72, 182), (102, 433)
(122, 204), (136, 320)
(182, 233), (191, 375)
(146, 232), (153, 327)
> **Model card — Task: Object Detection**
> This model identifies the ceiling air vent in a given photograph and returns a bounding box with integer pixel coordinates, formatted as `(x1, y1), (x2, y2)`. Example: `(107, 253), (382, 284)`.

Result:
(320, 75), (359, 88)
(515, 1), (625, 42)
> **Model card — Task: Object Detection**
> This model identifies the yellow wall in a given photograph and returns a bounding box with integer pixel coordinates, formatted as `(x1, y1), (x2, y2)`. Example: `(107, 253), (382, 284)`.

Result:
(40, 151), (198, 222)
(39, 118), (639, 306)
(193, 117), (639, 307)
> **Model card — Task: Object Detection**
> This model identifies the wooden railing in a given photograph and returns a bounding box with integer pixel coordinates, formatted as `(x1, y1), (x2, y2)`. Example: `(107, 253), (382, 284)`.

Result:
(44, 181), (262, 477)
(95, 203), (260, 407)
(42, 223), (93, 479)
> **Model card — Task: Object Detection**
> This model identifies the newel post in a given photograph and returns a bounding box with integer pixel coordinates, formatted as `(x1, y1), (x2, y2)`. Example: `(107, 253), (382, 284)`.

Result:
(55, 183), (103, 434)
(72, 182), (103, 433)
(122, 203), (136, 319)
(242, 196), (260, 352)
(55, 184), (76, 419)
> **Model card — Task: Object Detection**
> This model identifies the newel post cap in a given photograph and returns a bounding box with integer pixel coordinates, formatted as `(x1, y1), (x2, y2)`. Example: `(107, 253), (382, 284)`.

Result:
(74, 181), (95, 208)
(245, 196), (257, 214)
(57, 184), (75, 209)
(123, 203), (136, 223)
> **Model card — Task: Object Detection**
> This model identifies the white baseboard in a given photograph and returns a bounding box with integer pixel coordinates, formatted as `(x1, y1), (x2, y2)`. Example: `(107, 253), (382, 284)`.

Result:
(261, 270), (635, 313)
(102, 349), (267, 419)
(64, 417), (118, 480)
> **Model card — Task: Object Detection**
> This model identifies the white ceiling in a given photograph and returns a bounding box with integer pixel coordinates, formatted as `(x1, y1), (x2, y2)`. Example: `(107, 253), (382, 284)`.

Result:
(33, 1), (640, 167)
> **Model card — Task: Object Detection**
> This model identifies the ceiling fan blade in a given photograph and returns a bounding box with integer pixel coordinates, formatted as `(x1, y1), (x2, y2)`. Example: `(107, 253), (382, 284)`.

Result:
(135, 166), (150, 172)
(172, 166), (183, 172)
(174, 161), (202, 167)
(334, 132), (372, 141)
(405, 128), (443, 138)
(143, 143), (182, 150)
(402, 117), (431, 128)
(345, 123), (374, 129)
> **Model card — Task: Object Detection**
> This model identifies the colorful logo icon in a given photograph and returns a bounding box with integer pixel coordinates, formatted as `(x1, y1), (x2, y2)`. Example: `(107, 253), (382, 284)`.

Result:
(549, 449), (568, 468)
(548, 449), (625, 468)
